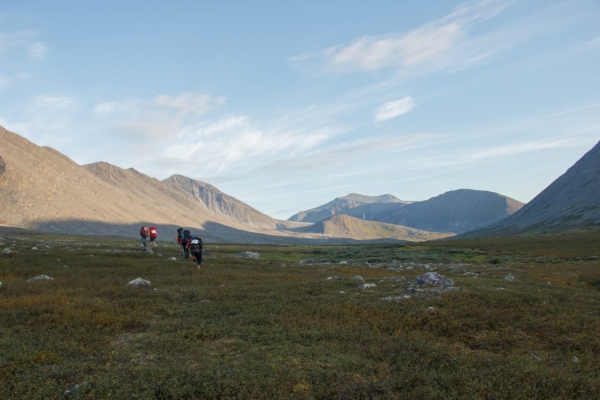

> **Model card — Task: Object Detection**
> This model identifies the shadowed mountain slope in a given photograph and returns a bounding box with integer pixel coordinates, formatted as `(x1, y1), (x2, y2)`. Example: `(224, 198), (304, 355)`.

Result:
(288, 193), (409, 223)
(461, 141), (600, 237)
(290, 214), (453, 241)
(370, 189), (523, 234)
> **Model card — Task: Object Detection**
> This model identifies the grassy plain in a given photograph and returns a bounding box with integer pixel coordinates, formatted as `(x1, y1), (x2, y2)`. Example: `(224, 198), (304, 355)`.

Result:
(1, 230), (599, 399)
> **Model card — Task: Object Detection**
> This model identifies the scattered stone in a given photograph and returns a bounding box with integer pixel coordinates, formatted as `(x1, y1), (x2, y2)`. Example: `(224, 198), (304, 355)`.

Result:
(167, 257), (176, 261)
(340, 291), (345, 294)
(360, 283), (377, 289)
(143, 247), (154, 254)
(62, 265), (70, 269)
(0, 281), (3, 288)
(237, 251), (260, 259)
(546, 282), (552, 285)
(31, 247), (39, 250)
(388, 276), (407, 284)
(382, 295), (412, 301)
(338, 261), (348, 265)
(428, 306), (438, 312)
(503, 274), (516, 280)
(64, 384), (80, 396)
(28, 275), (53, 282)
(127, 278), (151, 288)
(572, 355), (580, 363)
(416, 272), (453, 286)
(2, 248), (12, 254)
(298, 258), (315, 264)
(531, 352), (542, 362)
(326, 276), (343, 281)
(279, 263), (286, 268)
(352, 275), (365, 282)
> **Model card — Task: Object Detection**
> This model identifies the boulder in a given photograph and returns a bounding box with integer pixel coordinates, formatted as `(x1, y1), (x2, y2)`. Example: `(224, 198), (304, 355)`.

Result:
(237, 251), (260, 259)
(1, 248), (11, 254)
(352, 275), (365, 282)
(416, 272), (453, 286)
(28, 275), (53, 282)
(127, 278), (151, 288)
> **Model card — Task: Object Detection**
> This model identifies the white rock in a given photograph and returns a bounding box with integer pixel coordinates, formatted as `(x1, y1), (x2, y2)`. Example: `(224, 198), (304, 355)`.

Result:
(360, 283), (377, 289)
(31, 247), (39, 250)
(1, 248), (12, 254)
(238, 251), (260, 258)
(127, 278), (151, 287)
(28, 275), (53, 282)
(338, 261), (348, 265)
(572, 355), (580, 363)
(167, 257), (176, 261)
(0, 281), (3, 288)
(352, 275), (365, 282)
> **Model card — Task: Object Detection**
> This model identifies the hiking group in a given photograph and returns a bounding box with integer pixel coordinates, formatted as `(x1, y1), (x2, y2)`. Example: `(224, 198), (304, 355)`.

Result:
(139, 225), (205, 269)
(176, 227), (205, 269)
(139, 225), (158, 247)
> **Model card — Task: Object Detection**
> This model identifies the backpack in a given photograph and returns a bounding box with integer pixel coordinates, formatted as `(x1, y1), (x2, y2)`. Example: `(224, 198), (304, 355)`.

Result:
(182, 229), (191, 243)
(149, 226), (158, 238)
(140, 226), (148, 237)
(189, 237), (203, 252)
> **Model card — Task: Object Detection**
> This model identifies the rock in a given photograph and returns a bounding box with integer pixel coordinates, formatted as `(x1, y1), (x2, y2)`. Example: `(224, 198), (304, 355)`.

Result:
(0, 281), (2, 288)
(62, 265), (70, 269)
(31, 247), (39, 250)
(360, 283), (377, 289)
(338, 261), (348, 265)
(167, 257), (176, 261)
(340, 291), (345, 294)
(531, 352), (542, 362)
(572, 355), (580, 363)
(388, 276), (406, 284)
(237, 251), (260, 258)
(416, 272), (453, 286)
(503, 274), (516, 280)
(352, 275), (365, 282)
(1, 248), (12, 254)
(326, 276), (343, 281)
(28, 275), (53, 282)
(127, 278), (151, 288)
(143, 247), (154, 254)
(64, 384), (80, 396)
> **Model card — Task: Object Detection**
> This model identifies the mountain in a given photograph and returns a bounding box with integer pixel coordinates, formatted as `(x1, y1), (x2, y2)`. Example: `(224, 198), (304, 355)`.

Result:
(162, 175), (282, 229)
(288, 193), (409, 223)
(0, 126), (297, 242)
(370, 189), (524, 234)
(290, 214), (453, 241)
(461, 141), (600, 237)
(289, 189), (524, 234)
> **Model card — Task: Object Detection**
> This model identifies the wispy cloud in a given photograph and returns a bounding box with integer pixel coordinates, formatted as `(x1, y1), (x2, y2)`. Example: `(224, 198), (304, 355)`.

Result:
(153, 93), (225, 117)
(290, 0), (515, 74)
(27, 42), (47, 59)
(375, 97), (414, 122)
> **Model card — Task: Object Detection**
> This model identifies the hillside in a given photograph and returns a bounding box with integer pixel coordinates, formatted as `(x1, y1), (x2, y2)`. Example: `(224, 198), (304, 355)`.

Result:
(461, 141), (600, 237)
(288, 193), (409, 223)
(370, 189), (524, 234)
(0, 126), (297, 242)
(162, 175), (284, 229)
(290, 214), (454, 241)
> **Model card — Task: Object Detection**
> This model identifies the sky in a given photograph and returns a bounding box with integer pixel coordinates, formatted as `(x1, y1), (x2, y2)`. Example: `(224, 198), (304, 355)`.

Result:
(1, 0), (599, 220)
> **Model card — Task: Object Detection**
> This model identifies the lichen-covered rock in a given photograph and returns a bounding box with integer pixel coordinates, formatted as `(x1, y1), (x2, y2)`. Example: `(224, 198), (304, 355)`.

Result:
(237, 251), (260, 259)
(28, 275), (53, 282)
(352, 275), (365, 282)
(360, 283), (377, 289)
(416, 272), (453, 286)
(127, 278), (151, 287)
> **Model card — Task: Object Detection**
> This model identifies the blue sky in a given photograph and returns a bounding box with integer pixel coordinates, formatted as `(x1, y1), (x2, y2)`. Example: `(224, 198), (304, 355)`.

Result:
(1, 0), (599, 219)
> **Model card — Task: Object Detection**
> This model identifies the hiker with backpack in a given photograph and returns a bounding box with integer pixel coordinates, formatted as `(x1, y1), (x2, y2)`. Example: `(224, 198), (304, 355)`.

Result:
(180, 229), (192, 259)
(176, 227), (184, 255)
(149, 226), (158, 247)
(188, 234), (205, 269)
(139, 226), (149, 247)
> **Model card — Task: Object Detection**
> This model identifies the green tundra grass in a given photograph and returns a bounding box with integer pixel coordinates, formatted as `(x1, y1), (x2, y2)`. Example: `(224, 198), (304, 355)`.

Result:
(1, 231), (599, 399)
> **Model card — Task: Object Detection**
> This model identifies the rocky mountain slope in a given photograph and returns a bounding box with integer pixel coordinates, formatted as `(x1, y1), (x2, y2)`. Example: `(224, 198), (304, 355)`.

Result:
(371, 189), (524, 234)
(0, 126), (294, 242)
(289, 214), (453, 241)
(461, 141), (600, 237)
(288, 193), (409, 223)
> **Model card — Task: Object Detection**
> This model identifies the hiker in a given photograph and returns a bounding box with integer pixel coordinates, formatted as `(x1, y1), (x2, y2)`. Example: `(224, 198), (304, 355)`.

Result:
(176, 227), (184, 255)
(139, 226), (149, 247)
(149, 226), (158, 246)
(188, 234), (204, 268)
(181, 229), (191, 259)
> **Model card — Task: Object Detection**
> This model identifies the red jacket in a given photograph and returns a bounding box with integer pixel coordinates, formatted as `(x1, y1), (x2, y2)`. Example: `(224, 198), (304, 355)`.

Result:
(149, 226), (158, 239)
